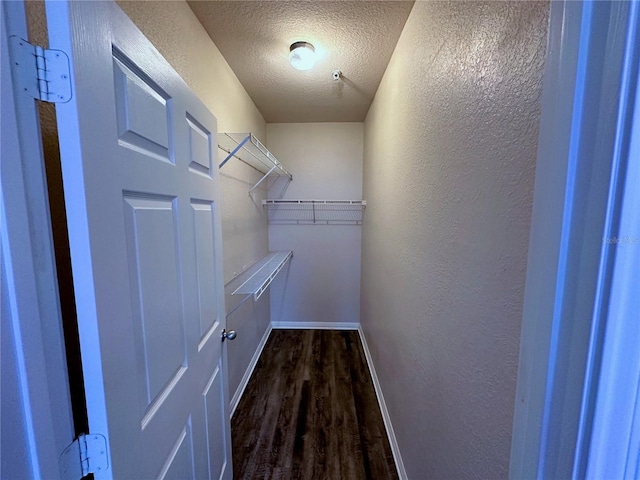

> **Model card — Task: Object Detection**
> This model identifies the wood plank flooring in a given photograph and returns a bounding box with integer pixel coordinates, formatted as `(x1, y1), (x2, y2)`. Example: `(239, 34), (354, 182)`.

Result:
(231, 329), (398, 480)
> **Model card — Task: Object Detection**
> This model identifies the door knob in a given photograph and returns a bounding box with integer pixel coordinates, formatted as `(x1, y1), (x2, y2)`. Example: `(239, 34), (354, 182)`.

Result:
(221, 329), (236, 341)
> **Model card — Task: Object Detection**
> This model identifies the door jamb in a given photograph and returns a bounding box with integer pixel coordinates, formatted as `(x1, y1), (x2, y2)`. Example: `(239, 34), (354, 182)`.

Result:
(1, 1), (74, 477)
(510, 1), (640, 477)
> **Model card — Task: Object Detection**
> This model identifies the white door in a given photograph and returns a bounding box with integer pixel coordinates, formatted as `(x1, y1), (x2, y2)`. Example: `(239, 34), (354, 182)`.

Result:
(46, 1), (232, 478)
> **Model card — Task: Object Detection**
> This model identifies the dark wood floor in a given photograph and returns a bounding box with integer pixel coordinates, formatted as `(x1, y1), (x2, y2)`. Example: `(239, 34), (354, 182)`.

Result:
(231, 329), (398, 480)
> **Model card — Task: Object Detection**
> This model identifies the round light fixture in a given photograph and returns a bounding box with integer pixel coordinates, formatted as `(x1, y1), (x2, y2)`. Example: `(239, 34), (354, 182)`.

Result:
(289, 41), (316, 71)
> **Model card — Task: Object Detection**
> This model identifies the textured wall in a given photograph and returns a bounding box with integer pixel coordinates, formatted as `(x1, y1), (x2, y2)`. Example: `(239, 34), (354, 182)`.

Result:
(116, 0), (269, 400)
(361, 2), (548, 478)
(266, 123), (363, 326)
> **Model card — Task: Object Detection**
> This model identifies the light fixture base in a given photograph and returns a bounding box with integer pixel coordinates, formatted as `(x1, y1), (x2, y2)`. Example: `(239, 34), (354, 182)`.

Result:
(289, 41), (316, 71)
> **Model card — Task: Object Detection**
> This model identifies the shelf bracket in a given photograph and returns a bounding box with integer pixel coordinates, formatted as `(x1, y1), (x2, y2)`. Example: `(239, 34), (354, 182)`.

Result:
(248, 165), (278, 196)
(218, 134), (251, 169)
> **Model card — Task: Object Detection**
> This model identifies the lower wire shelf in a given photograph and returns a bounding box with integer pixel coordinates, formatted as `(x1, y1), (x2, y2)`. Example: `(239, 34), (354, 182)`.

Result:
(224, 251), (293, 301)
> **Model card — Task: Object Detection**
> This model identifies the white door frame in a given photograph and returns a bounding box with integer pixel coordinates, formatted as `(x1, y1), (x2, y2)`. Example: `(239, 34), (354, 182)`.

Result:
(1, 1), (74, 478)
(510, 1), (640, 478)
(586, 52), (640, 478)
(3, 0), (638, 477)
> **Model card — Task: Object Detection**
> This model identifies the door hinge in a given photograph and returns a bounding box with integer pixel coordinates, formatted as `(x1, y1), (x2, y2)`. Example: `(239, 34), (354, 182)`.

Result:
(8, 36), (72, 103)
(59, 434), (109, 479)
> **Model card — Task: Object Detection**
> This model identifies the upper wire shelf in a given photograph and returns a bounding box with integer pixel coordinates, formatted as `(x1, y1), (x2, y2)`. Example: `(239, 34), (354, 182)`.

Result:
(262, 199), (366, 225)
(218, 133), (292, 194)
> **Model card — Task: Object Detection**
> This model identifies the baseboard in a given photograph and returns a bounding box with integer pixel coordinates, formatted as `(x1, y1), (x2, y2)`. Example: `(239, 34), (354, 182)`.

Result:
(230, 323), (272, 418)
(271, 321), (360, 330)
(357, 325), (408, 480)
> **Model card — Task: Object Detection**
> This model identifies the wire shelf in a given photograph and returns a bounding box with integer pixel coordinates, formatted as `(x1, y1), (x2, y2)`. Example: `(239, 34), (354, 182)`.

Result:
(224, 251), (292, 301)
(263, 200), (366, 225)
(218, 133), (292, 194)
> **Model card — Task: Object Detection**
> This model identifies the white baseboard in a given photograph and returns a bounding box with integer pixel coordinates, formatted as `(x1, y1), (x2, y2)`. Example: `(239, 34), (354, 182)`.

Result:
(357, 325), (407, 480)
(230, 323), (272, 418)
(271, 321), (360, 330)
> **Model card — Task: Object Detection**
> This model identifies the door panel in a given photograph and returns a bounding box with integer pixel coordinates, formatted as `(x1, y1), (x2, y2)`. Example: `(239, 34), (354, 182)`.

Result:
(113, 52), (173, 163)
(159, 423), (196, 480)
(203, 365), (229, 480)
(192, 200), (220, 343)
(187, 115), (213, 176)
(123, 194), (186, 408)
(46, 1), (231, 478)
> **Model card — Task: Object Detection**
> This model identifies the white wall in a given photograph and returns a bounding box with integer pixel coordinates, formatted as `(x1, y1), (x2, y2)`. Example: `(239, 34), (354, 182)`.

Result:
(361, 2), (549, 478)
(267, 123), (363, 326)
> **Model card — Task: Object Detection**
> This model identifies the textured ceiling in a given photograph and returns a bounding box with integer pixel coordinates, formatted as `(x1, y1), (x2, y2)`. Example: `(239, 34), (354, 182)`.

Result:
(187, 1), (415, 123)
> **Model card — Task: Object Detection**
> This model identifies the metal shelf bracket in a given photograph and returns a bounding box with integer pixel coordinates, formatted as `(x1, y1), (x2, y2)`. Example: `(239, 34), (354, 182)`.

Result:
(218, 133), (292, 195)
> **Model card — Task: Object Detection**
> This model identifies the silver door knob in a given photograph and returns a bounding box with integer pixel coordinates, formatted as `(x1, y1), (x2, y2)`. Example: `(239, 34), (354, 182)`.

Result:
(221, 329), (236, 341)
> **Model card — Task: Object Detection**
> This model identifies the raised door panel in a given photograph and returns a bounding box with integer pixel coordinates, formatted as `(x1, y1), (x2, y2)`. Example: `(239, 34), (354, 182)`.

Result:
(158, 422), (196, 480)
(113, 52), (173, 162)
(187, 114), (213, 176)
(192, 200), (220, 346)
(123, 194), (187, 411)
(203, 365), (229, 480)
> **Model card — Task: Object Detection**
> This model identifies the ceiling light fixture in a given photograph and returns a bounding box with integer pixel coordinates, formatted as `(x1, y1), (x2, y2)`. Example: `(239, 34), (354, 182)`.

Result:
(289, 41), (316, 71)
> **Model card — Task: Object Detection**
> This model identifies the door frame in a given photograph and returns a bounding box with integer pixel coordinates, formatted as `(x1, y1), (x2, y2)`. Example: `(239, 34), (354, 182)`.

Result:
(1, 1), (74, 478)
(510, 1), (640, 478)
(585, 53), (640, 477)
(3, 0), (638, 477)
